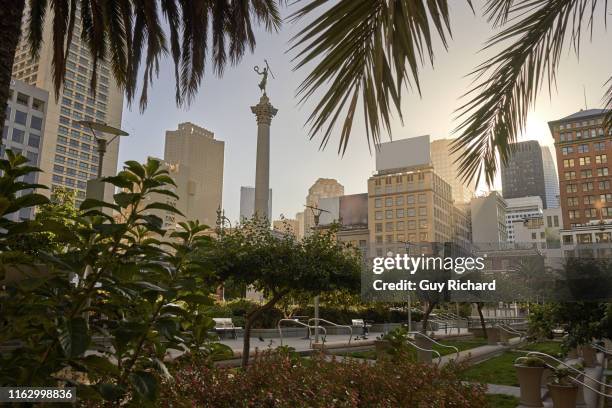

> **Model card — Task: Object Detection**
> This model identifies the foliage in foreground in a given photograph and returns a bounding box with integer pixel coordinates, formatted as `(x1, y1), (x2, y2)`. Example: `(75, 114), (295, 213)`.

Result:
(159, 349), (488, 408)
(0, 155), (224, 404)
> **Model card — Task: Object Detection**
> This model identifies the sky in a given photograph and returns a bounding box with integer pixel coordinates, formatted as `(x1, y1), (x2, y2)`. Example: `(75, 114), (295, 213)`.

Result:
(118, 1), (612, 224)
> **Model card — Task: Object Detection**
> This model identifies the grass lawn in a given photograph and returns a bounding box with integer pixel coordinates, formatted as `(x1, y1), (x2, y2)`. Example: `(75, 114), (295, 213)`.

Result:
(460, 341), (563, 386)
(486, 394), (520, 408)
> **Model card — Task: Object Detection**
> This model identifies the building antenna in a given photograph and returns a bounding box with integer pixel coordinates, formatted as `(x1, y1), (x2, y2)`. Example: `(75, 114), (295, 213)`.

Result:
(583, 85), (588, 109)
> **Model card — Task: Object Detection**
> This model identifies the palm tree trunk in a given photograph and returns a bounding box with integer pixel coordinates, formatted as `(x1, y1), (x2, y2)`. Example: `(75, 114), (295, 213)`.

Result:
(0, 0), (25, 143)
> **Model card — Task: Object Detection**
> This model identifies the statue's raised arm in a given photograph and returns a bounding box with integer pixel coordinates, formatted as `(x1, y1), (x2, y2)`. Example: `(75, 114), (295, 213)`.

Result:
(254, 59), (275, 95)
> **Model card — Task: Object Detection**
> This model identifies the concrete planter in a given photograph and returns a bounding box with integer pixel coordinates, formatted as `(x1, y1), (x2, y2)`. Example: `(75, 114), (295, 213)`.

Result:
(514, 364), (546, 407)
(547, 383), (578, 408)
(580, 345), (596, 367)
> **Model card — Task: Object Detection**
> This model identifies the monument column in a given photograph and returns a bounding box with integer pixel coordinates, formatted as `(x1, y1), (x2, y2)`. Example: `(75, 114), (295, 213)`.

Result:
(251, 94), (277, 220)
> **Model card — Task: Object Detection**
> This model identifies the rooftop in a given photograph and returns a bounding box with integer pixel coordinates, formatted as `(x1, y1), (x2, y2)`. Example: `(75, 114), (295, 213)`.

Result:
(554, 108), (609, 122)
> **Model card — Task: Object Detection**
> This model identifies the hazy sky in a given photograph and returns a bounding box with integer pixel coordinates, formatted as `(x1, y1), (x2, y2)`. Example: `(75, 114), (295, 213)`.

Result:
(118, 1), (611, 223)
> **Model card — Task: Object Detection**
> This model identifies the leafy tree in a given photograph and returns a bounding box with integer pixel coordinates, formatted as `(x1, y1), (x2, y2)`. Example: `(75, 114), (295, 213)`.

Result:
(211, 218), (362, 367)
(0, 157), (222, 404)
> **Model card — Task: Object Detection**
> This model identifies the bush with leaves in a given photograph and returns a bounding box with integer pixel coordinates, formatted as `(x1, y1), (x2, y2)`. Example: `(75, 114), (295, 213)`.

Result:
(0, 156), (224, 404)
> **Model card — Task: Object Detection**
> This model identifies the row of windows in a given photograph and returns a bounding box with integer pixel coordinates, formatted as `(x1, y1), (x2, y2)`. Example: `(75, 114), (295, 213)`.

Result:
(54, 154), (98, 175)
(375, 207), (428, 220)
(375, 219), (428, 232)
(566, 180), (611, 192)
(5, 107), (43, 130)
(563, 155), (608, 167)
(0, 147), (38, 164)
(2, 127), (41, 148)
(559, 128), (609, 141)
(51, 174), (88, 190)
(559, 118), (604, 130)
(374, 194), (428, 207)
(567, 194), (612, 206)
(568, 207), (612, 219)
(564, 168), (609, 180)
(561, 141), (610, 155)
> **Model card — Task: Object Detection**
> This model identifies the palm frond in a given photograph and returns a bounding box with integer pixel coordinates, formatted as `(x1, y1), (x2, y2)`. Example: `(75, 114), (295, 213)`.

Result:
(289, 0), (469, 154)
(453, 0), (607, 187)
(604, 76), (612, 129)
(26, 0), (49, 59)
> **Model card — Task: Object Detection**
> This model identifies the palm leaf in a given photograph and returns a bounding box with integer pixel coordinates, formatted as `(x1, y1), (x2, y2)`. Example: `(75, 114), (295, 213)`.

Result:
(453, 0), (608, 186)
(289, 0), (469, 154)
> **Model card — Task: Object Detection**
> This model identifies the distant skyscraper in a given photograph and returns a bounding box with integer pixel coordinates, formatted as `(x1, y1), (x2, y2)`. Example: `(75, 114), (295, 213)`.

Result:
(239, 186), (272, 221)
(470, 191), (508, 245)
(164, 122), (224, 226)
(431, 138), (477, 204)
(501, 141), (548, 208)
(504, 196), (543, 243)
(304, 178), (344, 234)
(11, 10), (124, 204)
(541, 146), (560, 208)
(2, 79), (48, 220)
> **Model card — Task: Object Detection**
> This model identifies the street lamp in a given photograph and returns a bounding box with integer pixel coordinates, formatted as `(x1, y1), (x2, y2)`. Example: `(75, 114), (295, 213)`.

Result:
(397, 240), (414, 332)
(305, 204), (330, 344)
(77, 121), (129, 203)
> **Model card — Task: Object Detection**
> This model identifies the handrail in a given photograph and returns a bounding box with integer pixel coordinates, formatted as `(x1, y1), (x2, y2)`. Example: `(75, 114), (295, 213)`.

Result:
(524, 351), (612, 391)
(307, 318), (353, 344)
(404, 339), (443, 365)
(590, 342), (612, 356)
(408, 331), (459, 360)
(496, 323), (525, 339)
(277, 319), (327, 347)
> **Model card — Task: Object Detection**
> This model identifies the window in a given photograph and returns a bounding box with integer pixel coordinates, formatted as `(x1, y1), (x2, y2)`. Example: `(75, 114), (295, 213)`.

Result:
(597, 168), (609, 176)
(419, 220), (428, 228)
(53, 165), (64, 173)
(375, 198), (382, 208)
(14, 110), (27, 125)
(418, 194), (426, 203)
(385, 210), (393, 219)
(600, 180), (610, 190)
(407, 220), (416, 229)
(596, 154), (607, 164)
(396, 221), (404, 230)
(396, 196), (404, 206)
(16, 92), (29, 106)
(375, 236), (383, 244)
(578, 157), (590, 166)
(566, 184), (578, 193)
(562, 146), (574, 155)
(419, 232), (428, 241)
(52, 174), (63, 183)
(418, 207), (427, 216)
(396, 208), (404, 218)
(585, 208), (598, 218)
(567, 197), (578, 206)
(26, 151), (38, 163)
(32, 98), (44, 111)
(11, 128), (24, 143)
(578, 144), (589, 153)
(385, 222), (393, 231)
(553, 216), (559, 227)
(583, 182), (594, 192)
(407, 208), (416, 217)
(406, 195), (415, 204)
(375, 211), (383, 220)
(564, 171), (576, 180)
(385, 197), (393, 207)
(583, 195), (596, 205)
(30, 116), (42, 130)
(54, 155), (65, 164)
(594, 142), (606, 150)
(27, 134), (40, 148)
(568, 210), (580, 219)
(580, 169), (592, 178)
(563, 159), (574, 168)
(375, 223), (383, 233)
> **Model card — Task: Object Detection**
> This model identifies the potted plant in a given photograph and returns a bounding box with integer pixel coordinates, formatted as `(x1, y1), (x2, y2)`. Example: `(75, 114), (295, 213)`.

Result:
(547, 366), (579, 408)
(580, 343), (597, 367)
(514, 356), (547, 407)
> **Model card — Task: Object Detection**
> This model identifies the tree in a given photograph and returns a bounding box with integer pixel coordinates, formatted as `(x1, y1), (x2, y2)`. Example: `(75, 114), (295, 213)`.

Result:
(0, 0), (282, 132)
(0, 157), (223, 404)
(211, 218), (362, 367)
(289, 0), (612, 184)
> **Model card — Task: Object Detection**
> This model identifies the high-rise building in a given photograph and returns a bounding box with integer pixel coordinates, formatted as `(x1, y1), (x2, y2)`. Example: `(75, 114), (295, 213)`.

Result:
(303, 178), (344, 234)
(11, 11), (124, 204)
(164, 122), (224, 226)
(504, 196), (543, 243)
(239, 186), (272, 221)
(501, 141), (548, 208)
(2, 79), (49, 220)
(548, 109), (612, 230)
(368, 164), (454, 257)
(541, 146), (560, 208)
(470, 191), (508, 245)
(430, 138), (477, 204)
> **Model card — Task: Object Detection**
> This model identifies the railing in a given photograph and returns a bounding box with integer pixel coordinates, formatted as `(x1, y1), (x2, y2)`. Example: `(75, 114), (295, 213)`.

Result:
(590, 342), (612, 356)
(277, 319), (327, 347)
(307, 318), (353, 344)
(496, 323), (526, 340)
(409, 331), (459, 360)
(523, 351), (612, 397)
(403, 338), (443, 366)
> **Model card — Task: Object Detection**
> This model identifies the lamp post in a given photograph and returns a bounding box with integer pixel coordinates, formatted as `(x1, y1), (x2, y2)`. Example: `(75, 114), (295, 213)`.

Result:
(77, 121), (129, 201)
(216, 207), (233, 301)
(306, 204), (330, 344)
(398, 240), (413, 332)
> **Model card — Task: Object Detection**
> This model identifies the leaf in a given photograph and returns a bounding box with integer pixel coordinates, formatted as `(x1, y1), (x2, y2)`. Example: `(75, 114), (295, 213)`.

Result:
(134, 281), (167, 292)
(80, 199), (120, 212)
(113, 192), (141, 208)
(102, 174), (134, 189)
(152, 357), (172, 380)
(143, 202), (184, 216)
(97, 383), (125, 401)
(82, 355), (119, 376)
(58, 317), (90, 358)
(129, 371), (158, 401)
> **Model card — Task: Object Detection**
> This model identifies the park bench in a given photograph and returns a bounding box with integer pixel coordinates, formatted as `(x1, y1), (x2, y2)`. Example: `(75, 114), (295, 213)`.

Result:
(352, 319), (372, 338)
(213, 318), (241, 339)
